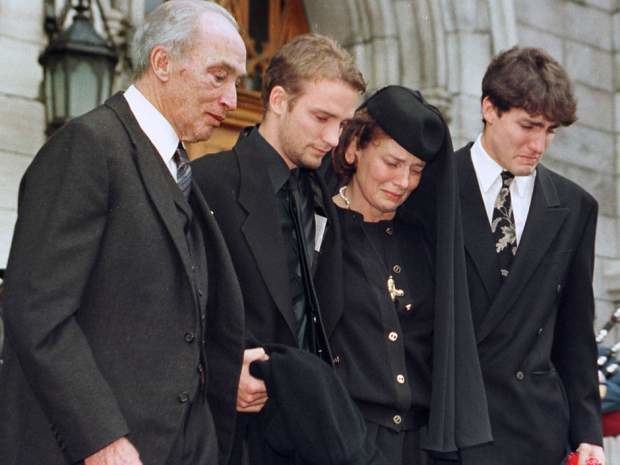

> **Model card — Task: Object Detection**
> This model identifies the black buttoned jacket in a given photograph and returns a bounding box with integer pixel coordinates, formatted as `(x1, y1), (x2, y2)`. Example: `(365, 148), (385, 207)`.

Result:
(316, 112), (493, 455)
(456, 144), (602, 465)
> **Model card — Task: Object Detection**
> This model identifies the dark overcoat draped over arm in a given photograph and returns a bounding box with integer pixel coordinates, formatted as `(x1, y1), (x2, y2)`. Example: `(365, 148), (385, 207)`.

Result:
(387, 100), (493, 452)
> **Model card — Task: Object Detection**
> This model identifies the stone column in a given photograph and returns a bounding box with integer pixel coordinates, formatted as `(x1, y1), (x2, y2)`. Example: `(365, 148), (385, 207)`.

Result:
(0, 0), (47, 267)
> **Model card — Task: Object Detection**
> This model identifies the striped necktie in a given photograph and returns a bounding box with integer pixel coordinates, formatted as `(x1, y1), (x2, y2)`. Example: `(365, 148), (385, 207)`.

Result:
(173, 143), (191, 199)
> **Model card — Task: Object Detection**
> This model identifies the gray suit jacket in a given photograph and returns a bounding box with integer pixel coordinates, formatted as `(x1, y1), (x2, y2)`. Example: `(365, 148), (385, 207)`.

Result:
(0, 93), (244, 465)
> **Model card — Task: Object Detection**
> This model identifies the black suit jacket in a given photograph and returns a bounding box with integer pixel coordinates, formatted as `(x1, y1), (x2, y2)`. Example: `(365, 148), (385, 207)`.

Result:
(192, 129), (340, 352)
(456, 144), (602, 465)
(0, 93), (244, 465)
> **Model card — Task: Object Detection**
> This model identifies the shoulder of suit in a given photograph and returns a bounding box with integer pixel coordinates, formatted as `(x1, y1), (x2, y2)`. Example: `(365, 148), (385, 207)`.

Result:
(192, 149), (238, 174)
(538, 163), (598, 209)
(453, 142), (474, 157)
(191, 148), (240, 196)
(452, 143), (473, 169)
(30, 103), (122, 170)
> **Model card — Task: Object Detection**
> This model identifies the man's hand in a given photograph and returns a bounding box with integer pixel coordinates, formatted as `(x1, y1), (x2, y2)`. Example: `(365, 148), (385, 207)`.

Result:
(84, 437), (142, 465)
(577, 442), (605, 465)
(236, 347), (269, 413)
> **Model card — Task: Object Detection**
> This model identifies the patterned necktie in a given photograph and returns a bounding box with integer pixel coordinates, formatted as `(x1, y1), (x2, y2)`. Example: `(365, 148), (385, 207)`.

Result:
(173, 143), (191, 199)
(491, 170), (516, 279)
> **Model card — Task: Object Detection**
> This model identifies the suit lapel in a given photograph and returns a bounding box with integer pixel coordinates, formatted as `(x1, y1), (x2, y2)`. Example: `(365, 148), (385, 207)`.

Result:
(476, 165), (569, 344)
(235, 138), (296, 334)
(457, 146), (503, 302)
(105, 93), (194, 285)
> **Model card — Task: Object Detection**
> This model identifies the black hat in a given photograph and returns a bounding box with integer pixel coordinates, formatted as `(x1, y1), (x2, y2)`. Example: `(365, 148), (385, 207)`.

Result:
(362, 85), (446, 162)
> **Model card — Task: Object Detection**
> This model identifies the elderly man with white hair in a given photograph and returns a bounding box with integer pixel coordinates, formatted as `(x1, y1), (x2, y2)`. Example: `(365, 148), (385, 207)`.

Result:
(0, 2), (247, 465)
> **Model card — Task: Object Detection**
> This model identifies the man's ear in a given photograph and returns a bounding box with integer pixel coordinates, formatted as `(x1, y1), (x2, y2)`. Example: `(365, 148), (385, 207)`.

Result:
(150, 45), (172, 82)
(268, 86), (289, 117)
(481, 96), (498, 125)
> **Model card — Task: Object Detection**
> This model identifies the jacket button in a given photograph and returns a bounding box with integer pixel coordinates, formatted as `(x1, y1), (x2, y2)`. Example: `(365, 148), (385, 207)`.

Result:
(396, 374), (405, 384)
(184, 332), (195, 343)
(537, 328), (543, 336)
(515, 371), (525, 381)
(392, 265), (401, 274)
(178, 391), (190, 403)
(388, 331), (398, 342)
(393, 415), (402, 425)
(385, 227), (393, 236)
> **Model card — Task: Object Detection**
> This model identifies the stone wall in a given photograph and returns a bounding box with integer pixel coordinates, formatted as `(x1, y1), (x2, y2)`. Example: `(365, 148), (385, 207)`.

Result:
(0, 0), (46, 267)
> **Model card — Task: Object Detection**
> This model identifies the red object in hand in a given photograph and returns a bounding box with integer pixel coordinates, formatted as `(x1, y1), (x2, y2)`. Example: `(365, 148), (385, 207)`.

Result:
(567, 452), (602, 465)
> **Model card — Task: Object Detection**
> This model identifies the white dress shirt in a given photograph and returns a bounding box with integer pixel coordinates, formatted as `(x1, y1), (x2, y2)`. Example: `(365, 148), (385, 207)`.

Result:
(123, 85), (179, 179)
(470, 134), (536, 245)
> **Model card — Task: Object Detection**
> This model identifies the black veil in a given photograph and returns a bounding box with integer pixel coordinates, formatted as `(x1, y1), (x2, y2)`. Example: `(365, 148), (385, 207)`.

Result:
(397, 92), (492, 452)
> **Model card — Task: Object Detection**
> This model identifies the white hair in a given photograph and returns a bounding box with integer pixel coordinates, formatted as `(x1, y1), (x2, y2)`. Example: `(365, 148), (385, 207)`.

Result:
(131, 0), (238, 79)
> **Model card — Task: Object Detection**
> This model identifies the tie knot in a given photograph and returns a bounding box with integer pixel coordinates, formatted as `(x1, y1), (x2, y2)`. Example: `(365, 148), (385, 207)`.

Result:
(501, 170), (514, 186)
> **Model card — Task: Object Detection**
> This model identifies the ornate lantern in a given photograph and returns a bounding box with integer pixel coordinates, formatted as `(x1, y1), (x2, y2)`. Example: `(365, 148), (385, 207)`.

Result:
(39, 0), (118, 136)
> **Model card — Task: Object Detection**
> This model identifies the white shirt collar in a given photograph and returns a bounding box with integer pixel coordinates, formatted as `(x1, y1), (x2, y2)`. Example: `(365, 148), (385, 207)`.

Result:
(471, 134), (536, 198)
(123, 85), (179, 166)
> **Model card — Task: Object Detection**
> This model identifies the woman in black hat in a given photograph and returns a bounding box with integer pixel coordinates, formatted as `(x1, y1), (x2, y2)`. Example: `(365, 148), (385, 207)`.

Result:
(315, 86), (492, 464)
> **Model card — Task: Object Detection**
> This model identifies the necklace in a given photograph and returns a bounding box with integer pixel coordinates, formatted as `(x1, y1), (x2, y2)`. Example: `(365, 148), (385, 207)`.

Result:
(338, 185), (351, 208)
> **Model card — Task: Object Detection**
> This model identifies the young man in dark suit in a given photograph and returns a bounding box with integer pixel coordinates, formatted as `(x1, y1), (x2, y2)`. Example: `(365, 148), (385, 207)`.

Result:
(192, 33), (366, 465)
(456, 47), (605, 465)
(0, 2), (246, 465)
